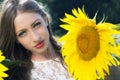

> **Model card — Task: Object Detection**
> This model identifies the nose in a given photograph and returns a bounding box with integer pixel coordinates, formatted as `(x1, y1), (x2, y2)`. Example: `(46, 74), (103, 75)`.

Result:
(30, 30), (41, 43)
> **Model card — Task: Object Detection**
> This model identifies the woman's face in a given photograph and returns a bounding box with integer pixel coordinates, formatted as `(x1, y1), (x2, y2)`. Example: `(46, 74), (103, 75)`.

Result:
(14, 12), (49, 54)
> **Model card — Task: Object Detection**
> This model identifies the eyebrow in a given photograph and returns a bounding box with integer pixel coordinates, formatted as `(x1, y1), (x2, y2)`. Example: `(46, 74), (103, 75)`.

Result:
(31, 19), (40, 27)
(16, 19), (40, 34)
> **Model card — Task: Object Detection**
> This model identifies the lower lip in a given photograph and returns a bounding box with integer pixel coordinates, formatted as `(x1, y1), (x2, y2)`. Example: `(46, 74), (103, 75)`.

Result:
(35, 41), (44, 48)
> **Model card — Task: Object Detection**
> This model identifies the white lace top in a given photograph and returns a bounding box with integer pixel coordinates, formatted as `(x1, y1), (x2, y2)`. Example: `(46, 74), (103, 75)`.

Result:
(31, 58), (73, 80)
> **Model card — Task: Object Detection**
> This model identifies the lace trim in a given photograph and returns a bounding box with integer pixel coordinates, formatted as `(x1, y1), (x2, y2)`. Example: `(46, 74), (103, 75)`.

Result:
(31, 58), (72, 80)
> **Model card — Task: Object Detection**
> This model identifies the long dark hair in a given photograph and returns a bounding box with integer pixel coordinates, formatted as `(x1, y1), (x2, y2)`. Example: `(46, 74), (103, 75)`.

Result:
(0, 0), (62, 80)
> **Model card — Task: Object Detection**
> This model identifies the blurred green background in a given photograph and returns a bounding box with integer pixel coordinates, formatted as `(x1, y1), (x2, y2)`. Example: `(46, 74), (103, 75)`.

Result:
(0, 0), (120, 36)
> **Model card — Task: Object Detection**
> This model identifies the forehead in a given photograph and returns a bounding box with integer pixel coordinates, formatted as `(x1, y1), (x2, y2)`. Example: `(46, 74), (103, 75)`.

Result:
(14, 12), (44, 30)
(14, 12), (43, 25)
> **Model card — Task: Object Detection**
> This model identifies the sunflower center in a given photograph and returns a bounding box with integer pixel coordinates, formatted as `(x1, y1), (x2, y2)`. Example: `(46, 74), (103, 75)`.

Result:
(77, 26), (100, 60)
(78, 36), (89, 53)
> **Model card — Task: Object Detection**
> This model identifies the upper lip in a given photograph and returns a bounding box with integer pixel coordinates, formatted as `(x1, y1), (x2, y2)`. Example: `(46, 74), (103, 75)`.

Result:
(34, 40), (44, 47)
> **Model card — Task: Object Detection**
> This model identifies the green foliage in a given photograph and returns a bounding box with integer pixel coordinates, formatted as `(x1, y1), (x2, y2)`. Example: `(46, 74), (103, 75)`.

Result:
(98, 77), (104, 80)
(112, 54), (120, 62)
(116, 24), (120, 30)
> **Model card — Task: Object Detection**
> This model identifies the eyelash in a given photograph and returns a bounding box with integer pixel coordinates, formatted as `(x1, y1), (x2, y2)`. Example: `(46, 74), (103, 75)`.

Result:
(33, 22), (41, 28)
(18, 31), (26, 37)
(18, 22), (41, 37)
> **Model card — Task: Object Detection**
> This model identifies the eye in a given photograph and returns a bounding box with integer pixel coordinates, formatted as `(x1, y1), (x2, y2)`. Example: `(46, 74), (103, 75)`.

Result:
(33, 22), (41, 28)
(18, 31), (26, 37)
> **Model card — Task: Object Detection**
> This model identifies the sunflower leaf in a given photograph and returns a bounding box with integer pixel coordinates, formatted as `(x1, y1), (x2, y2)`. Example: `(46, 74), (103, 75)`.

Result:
(1, 59), (24, 69)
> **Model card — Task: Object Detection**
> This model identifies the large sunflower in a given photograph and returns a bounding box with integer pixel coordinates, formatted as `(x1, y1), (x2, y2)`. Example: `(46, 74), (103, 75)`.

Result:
(59, 7), (120, 80)
(0, 50), (8, 80)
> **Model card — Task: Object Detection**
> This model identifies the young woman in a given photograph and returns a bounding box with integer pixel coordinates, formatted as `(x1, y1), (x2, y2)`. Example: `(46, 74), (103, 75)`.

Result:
(0, 0), (120, 80)
(0, 0), (72, 80)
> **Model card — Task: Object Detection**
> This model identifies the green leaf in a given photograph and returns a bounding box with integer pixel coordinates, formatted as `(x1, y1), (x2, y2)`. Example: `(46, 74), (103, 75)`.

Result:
(1, 59), (24, 69)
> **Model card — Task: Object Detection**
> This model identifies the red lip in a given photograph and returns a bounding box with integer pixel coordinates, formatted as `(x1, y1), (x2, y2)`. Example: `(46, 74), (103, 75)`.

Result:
(34, 40), (44, 48)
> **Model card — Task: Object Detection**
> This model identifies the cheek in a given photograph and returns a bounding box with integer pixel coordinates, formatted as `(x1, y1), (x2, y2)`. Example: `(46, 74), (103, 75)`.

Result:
(44, 27), (50, 37)
(44, 28), (50, 41)
(39, 27), (50, 39)
(18, 38), (31, 49)
(45, 28), (49, 38)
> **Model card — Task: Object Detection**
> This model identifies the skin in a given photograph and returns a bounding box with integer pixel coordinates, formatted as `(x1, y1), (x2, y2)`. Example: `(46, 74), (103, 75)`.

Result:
(14, 12), (56, 61)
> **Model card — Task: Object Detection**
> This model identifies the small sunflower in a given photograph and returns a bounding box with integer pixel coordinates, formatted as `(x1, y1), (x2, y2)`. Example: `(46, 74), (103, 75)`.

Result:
(0, 50), (8, 80)
(59, 7), (120, 80)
